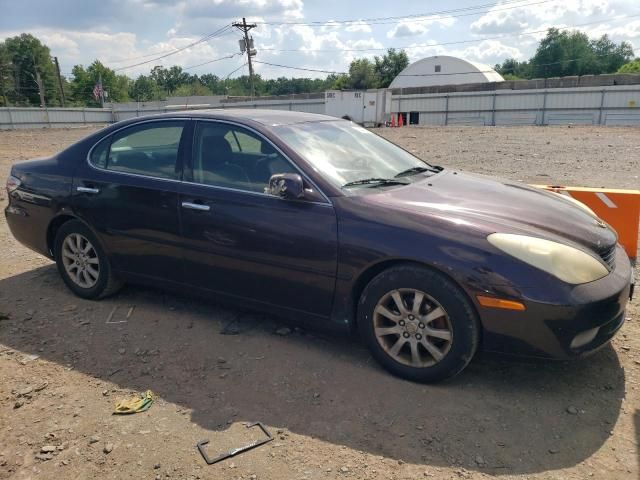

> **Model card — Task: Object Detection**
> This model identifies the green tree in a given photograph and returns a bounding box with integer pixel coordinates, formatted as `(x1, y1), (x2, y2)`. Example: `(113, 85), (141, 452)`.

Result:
(150, 65), (191, 95)
(3, 33), (59, 106)
(199, 73), (223, 94)
(129, 74), (162, 102)
(530, 28), (592, 77)
(346, 58), (377, 89)
(618, 59), (640, 73)
(0, 42), (13, 106)
(373, 48), (409, 88)
(173, 79), (213, 97)
(70, 60), (130, 106)
(494, 58), (531, 79)
(530, 28), (634, 78)
(591, 35), (634, 74)
(330, 74), (351, 90)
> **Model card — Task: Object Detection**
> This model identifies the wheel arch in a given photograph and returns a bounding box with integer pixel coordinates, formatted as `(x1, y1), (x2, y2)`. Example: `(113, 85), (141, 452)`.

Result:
(349, 259), (482, 336)
(46, 213), (105, 257)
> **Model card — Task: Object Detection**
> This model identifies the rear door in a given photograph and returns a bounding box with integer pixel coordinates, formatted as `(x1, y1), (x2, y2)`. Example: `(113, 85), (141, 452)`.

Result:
(72, 119), (189, 283)
(178, 120), (338, 318)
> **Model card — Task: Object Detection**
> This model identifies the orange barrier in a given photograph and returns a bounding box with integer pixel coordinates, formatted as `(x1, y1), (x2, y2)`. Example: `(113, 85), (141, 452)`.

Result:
(533, 185), (640, 260)
(398, 113), (404, 127)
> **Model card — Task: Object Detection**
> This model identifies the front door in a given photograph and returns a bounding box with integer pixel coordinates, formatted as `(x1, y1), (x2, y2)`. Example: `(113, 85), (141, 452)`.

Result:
(72, 119), (188, 282)
(178, 120), (338, 318)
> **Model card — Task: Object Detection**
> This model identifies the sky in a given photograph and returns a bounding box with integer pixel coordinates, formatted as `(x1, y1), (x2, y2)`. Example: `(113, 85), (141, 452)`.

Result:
(1, 0), (639, 80)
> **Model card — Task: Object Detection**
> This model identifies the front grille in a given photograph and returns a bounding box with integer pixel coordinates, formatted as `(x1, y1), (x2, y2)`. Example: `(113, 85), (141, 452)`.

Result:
(597, 244), (616, 270)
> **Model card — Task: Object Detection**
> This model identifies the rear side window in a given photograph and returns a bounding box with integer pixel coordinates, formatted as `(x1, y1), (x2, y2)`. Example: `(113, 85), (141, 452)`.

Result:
(90, 121), (185, 180)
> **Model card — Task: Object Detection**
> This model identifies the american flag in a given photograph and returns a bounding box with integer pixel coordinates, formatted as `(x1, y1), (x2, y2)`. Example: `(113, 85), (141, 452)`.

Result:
(93, 82), (103, 101)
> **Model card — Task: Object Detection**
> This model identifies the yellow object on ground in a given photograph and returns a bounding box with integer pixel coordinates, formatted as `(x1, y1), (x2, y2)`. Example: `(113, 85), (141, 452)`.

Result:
(113, 390), (154, 414)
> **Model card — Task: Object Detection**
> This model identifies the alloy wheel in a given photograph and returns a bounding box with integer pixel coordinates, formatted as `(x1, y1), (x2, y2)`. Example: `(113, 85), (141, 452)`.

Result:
(61, 233), (100, 289)
(373, 288), (453, 367)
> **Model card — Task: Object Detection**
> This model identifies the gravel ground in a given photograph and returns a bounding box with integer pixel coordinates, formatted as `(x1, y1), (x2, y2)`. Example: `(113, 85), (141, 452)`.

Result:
(0, 125), (639, 480)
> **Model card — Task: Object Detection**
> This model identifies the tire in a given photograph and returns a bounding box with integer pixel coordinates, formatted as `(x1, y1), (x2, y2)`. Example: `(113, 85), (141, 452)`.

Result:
(54, 219), (122, 299)
(358, 265), (480, 383)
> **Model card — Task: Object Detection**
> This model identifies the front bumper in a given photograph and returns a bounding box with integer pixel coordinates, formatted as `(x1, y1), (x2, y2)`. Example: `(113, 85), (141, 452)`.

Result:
(481, 245), (634, 359)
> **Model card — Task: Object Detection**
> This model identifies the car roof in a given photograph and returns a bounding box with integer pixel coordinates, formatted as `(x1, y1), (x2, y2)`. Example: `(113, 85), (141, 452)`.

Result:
(137, 108), (340, 126)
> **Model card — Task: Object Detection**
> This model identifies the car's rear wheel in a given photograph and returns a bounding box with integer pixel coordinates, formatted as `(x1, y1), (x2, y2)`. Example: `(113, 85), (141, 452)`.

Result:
(358, 265), (480, 382)
(54, 220), (122, 299)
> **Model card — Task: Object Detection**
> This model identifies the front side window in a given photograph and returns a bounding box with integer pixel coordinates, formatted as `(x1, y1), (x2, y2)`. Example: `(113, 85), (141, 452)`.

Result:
(192, 122), (295, 193)
(92, 121), (185, 180)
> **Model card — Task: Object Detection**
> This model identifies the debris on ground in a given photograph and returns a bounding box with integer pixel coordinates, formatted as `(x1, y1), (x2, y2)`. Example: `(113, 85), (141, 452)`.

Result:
(113, 390), (154, 414)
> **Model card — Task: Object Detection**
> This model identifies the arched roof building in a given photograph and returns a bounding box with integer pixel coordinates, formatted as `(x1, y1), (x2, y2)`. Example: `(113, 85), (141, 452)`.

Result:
(389, 55), (504, 89)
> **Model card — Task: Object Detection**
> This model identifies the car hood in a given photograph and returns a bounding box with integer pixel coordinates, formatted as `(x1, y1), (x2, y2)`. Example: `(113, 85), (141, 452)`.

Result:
(361, 170), (617, 253)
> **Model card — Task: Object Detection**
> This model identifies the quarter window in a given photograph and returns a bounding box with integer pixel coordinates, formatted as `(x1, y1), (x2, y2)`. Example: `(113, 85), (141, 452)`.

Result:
(92, 121), (185, 179)
(192, 122), (295, 193)
(90, 137), (110, 169)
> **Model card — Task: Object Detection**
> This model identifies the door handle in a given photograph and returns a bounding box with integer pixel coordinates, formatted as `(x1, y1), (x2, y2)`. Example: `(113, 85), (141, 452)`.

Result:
(76, 186), (100, 194)
(181, 201), (210, 212)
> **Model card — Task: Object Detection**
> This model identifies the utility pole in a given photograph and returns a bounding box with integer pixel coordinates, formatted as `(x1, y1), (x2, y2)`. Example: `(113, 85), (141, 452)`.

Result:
(35, 70), (46, 108)
(54, 56), (66, 107)
(232, 17), (257, 98)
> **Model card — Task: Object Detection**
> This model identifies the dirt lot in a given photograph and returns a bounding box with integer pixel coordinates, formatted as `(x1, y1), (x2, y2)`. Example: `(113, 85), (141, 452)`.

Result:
(0, 125), (639, 480)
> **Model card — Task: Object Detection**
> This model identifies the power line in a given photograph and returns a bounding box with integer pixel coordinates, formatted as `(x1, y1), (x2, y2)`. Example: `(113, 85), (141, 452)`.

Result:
(253, 61), (346, 75)
(254, 49), (636, 78)
(223, 62), (248, 80)
(107, 28), (238, 64)
(256, 0), (547, 26)
(183, 53), (241, 70)
(112, 25), (233, 71)
(259, 12), (640, 53)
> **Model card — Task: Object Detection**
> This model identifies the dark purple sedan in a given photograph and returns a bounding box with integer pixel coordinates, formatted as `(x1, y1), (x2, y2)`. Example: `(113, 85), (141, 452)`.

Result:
(5, 110), (634, 382)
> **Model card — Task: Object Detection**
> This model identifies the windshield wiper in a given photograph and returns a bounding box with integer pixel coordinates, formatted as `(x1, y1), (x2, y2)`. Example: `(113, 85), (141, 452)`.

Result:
(394, 166), (440, 178)
(342, 178), (409, 188)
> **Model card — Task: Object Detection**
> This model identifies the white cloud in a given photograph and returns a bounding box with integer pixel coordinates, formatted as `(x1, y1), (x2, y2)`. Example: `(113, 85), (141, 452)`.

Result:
(403, 39), (524, 67)
(345, 21), (373, 33)
(0, 27), (238, 77)
(181, 0), (304, 20)
(387, 22), (428, 38)
(2, 0), (638, 82)
(457, 40), (525, 64)
(387, 15), (457, 39)
(471, 0), (614, 34)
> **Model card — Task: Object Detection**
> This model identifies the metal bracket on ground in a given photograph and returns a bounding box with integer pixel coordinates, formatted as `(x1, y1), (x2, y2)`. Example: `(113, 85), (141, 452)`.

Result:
(197, 422), (273, 465)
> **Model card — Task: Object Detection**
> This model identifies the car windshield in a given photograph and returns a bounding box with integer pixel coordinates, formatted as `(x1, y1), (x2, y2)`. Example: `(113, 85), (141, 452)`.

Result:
(273, 121), (436, 189)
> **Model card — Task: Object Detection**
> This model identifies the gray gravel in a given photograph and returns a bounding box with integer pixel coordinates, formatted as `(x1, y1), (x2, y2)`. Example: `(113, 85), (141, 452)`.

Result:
(376, 125), (640, 190)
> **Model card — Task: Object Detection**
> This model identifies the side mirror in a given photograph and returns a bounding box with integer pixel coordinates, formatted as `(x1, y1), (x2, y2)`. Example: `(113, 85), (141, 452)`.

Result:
(267, 173), (304, 199)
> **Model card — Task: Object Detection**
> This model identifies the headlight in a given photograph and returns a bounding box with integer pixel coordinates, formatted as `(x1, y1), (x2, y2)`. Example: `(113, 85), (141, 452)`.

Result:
(487, 233), (608, 284)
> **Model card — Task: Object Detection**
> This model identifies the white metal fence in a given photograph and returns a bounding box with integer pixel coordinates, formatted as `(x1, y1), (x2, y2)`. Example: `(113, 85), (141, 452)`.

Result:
(0, 107), (113, 129)
(391, 85), (640, 126)
(112, 98), (325, 122)
(2, 84), (639, 129)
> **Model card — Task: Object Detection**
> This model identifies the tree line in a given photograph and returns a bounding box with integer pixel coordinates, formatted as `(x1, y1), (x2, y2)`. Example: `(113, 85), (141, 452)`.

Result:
(494, 28), (636, 79)
(0, 30), (637, 108)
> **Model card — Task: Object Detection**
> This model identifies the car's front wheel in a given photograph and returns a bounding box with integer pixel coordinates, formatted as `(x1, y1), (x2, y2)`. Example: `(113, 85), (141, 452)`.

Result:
(54, 219), (122, 299)
(358, 265), (480, 382)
